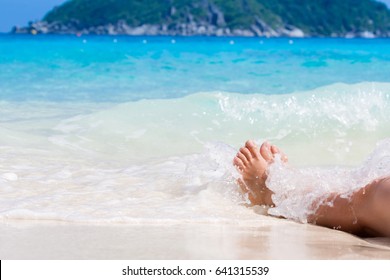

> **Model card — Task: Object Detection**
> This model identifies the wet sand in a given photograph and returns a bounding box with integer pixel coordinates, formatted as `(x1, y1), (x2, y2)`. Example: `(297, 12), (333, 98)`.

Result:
(1, 216), (390, 260)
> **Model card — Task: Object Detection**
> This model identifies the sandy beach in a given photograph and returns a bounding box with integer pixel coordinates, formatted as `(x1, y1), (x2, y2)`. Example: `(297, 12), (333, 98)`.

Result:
(1, 217), (390, 260)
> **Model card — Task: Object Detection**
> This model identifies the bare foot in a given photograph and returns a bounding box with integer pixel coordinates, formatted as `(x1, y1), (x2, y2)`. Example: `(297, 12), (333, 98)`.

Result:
(233, 141), (287, 206)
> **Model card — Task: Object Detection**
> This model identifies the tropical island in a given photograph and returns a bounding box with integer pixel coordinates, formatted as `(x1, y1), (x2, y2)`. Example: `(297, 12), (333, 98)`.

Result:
(12, 0), (390, 37)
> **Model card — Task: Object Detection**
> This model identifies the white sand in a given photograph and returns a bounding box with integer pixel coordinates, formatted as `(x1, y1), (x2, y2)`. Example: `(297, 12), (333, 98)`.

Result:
(1, 217), (389, 260)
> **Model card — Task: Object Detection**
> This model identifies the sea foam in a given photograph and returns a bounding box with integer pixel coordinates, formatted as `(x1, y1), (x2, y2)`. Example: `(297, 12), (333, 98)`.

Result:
(267, 139), (390, 222)
(0, 82), (390, 223)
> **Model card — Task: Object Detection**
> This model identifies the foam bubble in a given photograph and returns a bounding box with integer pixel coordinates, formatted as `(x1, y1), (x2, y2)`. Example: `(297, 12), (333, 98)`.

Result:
(2, 173), (18, 181)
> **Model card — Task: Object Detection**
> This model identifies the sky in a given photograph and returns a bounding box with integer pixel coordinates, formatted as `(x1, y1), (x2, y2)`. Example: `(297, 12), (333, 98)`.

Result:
(0, 0), (390, 32)
(0, 0), (67, 32)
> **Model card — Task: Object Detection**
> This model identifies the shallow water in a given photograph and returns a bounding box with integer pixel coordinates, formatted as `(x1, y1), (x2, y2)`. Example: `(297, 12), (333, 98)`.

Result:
(1, 35), (390, 224)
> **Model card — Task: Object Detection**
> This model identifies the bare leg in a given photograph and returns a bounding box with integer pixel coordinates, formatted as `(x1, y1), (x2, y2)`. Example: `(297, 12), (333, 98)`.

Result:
(362, 177), (390, 236)
(310, 178), (390, 236)
(233, 140), (390, 237)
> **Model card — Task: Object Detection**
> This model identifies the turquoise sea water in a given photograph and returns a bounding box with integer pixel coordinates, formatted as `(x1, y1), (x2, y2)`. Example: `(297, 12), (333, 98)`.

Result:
(1, 35), (390, 223)
(1, 35), (390, 102)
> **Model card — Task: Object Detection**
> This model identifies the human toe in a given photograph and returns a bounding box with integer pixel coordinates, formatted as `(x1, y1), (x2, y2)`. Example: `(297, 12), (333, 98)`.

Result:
(239, 147), (252, 161)
(271, 145), (279, 154)
(245, 140), (260, 158)
(271, 144), (288, 163)
(260, 141), (273, 162)
(233, 156), (245, 172)
(236, 151), (249, 166)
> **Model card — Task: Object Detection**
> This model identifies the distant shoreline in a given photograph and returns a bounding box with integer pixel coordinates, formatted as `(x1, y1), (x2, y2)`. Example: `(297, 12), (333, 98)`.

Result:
(10, 19), (388, 39)
(3, 33), (390, 39)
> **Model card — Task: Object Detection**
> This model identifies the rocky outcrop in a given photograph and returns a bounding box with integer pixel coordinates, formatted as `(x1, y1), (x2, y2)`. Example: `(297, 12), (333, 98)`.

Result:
(12, 19), (307, 37)
(15, 19), (385, 38)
